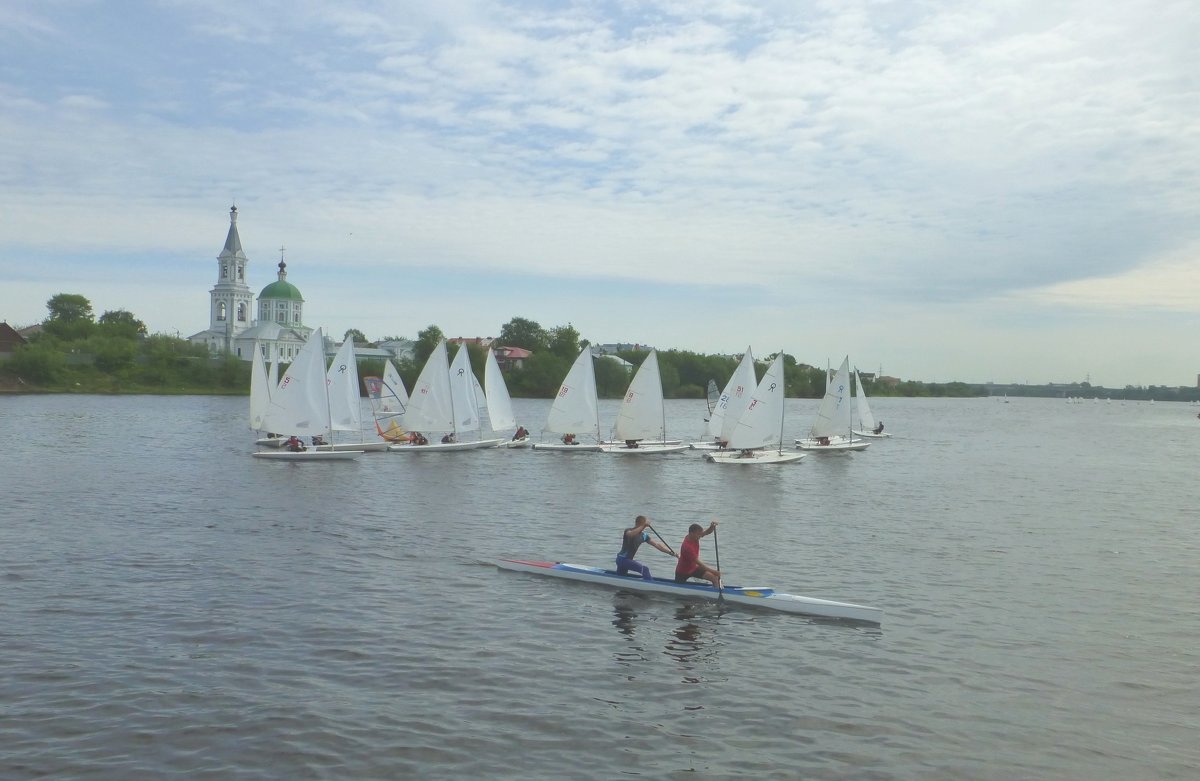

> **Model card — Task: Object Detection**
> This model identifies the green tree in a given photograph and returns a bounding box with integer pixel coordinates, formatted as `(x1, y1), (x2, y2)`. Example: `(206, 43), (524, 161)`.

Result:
(547, 324), (581, 359)
(6, 341), (67, 385)
(498, 317), (548, 352)
(414, 324), (444, 364)
(344, 328), (369, 345)
(43, 293), (95, 341)
(87, 334), (139, 373)
(97, 309), (148, 339)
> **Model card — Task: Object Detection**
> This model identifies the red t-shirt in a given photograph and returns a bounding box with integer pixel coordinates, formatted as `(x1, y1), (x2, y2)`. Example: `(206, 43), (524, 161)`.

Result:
(675, 536), (699, 577)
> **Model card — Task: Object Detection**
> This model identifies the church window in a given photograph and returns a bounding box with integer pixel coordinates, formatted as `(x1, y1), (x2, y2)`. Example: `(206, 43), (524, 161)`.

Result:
(236, 347), (242, 357)
(217, 302), (227, 321)
(238, 265), (244, 280)
(222, 264), (228, 279)
(293, 312), (299, 324)
(237, 303), (247, 322)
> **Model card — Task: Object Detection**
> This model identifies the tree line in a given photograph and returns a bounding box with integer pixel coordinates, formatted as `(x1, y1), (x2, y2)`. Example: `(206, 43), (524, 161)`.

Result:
(1, 295), (988, 398)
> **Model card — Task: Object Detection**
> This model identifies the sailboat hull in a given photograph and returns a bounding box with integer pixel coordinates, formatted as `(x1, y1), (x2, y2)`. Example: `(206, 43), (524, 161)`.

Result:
(388, 438), (506, 452)
(796, 438), (870, 451)
(706, 450), (806, 464)
(314, 441), (390, 452)
(851, 430), (892, 439)
(600, 443), (689, 455)
(252, 450), (363, 461)
(496, 560), (882, 623)
(531, 442), (603, 452)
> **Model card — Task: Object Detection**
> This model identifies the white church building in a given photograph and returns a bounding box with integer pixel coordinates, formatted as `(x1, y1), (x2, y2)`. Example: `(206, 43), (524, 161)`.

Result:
(189, 206), (313, 362)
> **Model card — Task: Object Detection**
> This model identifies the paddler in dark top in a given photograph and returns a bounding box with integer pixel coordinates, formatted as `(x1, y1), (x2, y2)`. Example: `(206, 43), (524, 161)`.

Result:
(616, 515), (676, 581)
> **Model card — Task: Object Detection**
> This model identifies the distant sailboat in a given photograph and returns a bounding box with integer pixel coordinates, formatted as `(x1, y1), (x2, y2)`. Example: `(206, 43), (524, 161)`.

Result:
(707, 353), (805, 464)
(533, 346), (603, 451)
(690, 347), (756, 450)
(796, 356), (869, 452)
(364, 359), (409, 442)
(254, 328), (362, 460)
(851, 368), (891, 438)
(602, 349), (688, 454)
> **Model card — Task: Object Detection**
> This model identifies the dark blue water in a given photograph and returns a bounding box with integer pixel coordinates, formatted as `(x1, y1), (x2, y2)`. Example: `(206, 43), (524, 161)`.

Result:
(2, 394), (1197, 779)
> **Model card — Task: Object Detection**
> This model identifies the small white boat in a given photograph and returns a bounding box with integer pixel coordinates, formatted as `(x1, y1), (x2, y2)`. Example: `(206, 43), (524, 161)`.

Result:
(689, 347), (756, 450)
(533, 346), (604, 452)
(392, 340), (503, 453)
(389, 438), (505, 452)
(256, 327), (364, 461)
(252, 449), (363, 461)
(706, 353), (805, 465)
(600, 443), (690, 455)
(604, 350), (686, 456)
(496, 559), (882, 623)
(851, 367), (891, 438)
(798, 356), (870, 452)
(795, 435), (870, 452)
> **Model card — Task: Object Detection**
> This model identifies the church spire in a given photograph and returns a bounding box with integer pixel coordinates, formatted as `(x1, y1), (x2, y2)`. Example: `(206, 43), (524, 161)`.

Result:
(277, 245), (288, 280)
(221, 205), (246, 257)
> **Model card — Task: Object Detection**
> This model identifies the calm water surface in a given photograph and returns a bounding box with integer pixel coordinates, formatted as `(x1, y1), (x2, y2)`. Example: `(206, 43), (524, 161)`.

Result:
(1, 394), (1197, 779)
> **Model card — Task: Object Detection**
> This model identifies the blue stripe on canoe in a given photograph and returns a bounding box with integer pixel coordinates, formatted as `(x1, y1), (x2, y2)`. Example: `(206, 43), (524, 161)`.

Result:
(551, 563), (774, 597)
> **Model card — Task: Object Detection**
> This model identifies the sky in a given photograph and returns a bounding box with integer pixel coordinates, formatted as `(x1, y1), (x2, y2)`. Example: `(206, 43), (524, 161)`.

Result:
(1, 0), (1197, 387)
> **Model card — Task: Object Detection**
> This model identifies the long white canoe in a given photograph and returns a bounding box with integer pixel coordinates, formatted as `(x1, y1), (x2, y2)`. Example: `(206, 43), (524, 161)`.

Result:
(496, 559), (882, 623)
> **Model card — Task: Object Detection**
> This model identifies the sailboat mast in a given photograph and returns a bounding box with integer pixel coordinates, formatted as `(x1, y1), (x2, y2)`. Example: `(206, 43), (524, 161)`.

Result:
(778, 350), (786, 455)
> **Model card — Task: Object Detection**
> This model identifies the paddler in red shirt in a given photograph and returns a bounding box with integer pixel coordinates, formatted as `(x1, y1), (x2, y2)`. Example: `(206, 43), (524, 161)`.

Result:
(674, 521), (721, 589)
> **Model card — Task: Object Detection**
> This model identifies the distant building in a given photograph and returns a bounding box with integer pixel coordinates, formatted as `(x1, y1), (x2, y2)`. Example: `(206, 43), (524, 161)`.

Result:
(447, 336), (494, 349)
(0, 321), (27, 355)
(189, 206), (313, 362)
(493, 345), (530, 370)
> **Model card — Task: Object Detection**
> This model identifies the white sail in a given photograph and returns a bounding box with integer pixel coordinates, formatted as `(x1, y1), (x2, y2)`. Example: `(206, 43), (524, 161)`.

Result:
(261, 327), (331, 437)
(544, 346), (600, 439)
(326, 338), (362, 433)
(250, 344), (271, 431)
(404, 340), (456, 434)
(853, 368), (876, 432)
(810, 356), (853, 438)
(448, 343), (482, 434)
(268, 357), (279, 393)
(713, 347), (757, 441)
(377, 360), (408, 416)
(484, 348), (517, 432)
(727, 353), (787, 450)
(614, 349), (666, 441)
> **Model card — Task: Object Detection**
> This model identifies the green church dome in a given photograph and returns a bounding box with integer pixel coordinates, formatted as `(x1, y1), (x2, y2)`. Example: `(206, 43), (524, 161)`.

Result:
(259, 279), (304, 301)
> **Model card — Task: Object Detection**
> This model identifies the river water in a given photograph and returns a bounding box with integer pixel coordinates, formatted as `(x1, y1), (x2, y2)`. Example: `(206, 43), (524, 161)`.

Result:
(1, 394), (1197, 780)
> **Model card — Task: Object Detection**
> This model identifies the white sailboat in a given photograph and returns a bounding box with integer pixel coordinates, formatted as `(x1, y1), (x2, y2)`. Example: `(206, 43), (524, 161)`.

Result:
(851, 368), (891, 439)
(390, 340), (503, 452)
(365, 360), (409, 443)
(796, 355), (869, 452)
(316, 338), (388, 452)
(602, 349), (688, 454)
(250, 345), (286, 447)
(485, 347), (528, 447)
(690, 347), (756, 450)
(253, 328), (363, 460)
(707, 353), (805, 465)
(532, 345), (603, 452)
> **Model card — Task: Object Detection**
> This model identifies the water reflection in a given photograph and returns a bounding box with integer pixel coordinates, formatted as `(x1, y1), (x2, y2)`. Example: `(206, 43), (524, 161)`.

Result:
(611, 594), (727, 685)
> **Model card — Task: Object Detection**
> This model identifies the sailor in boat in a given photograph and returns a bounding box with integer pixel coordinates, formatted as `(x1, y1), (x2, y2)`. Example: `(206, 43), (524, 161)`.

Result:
(738, 449), (754, 458)
(408, 431), (429, 446)
(311, 434), (327, 446)
(285, 435), (306, 452)
(674, 521), (722, 589)
(562, 433), (577, 445)
(513, 426), (528, 441)
(624, 439), (639, 449)
(817, 436), (830, 446)
(441, 432), (457, 444)
(873, 421), (884, 435)
(616, 515), (677, 581)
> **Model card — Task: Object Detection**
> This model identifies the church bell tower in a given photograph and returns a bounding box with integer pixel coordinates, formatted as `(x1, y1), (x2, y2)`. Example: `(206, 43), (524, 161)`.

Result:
(208, 205), (255, 350)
